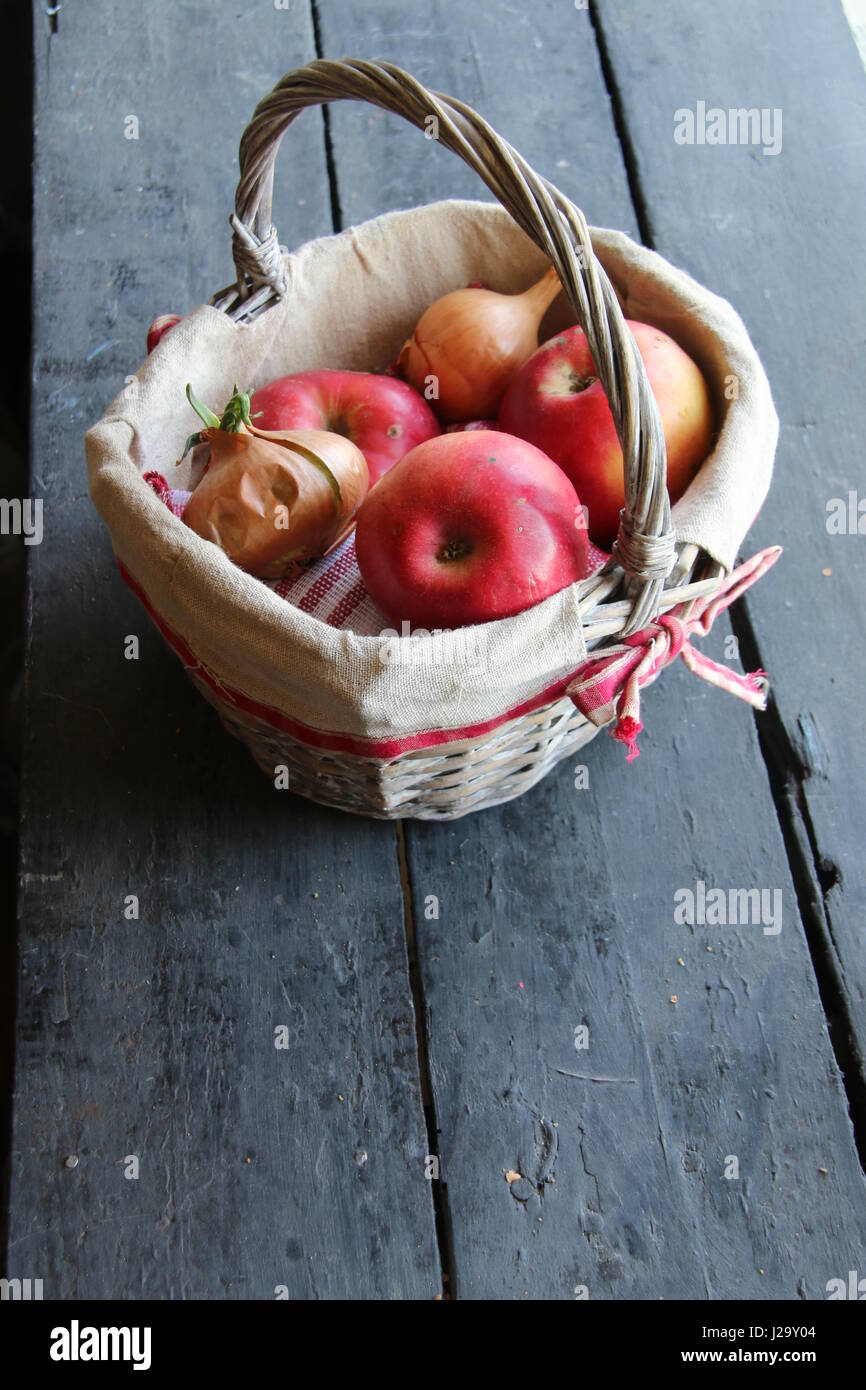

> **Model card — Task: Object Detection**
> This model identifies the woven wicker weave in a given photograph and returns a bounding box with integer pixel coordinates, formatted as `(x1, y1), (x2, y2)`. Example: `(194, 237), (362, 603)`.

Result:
(196, 57), (729, 820)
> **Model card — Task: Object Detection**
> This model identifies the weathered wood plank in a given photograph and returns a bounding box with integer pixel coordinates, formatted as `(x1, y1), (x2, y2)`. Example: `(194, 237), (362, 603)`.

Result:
(320, 0), (639, 233)
(7, 0), (439, 1299)
(404, 685), (866, 1299)
(317, 0), (866, 1297)
(0, 0), (33, 1250)
(592, 0), (866, 1089)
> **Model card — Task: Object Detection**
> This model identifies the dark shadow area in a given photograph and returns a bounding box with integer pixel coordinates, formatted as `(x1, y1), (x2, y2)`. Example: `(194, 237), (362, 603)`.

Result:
(0, 1), (32, 1273)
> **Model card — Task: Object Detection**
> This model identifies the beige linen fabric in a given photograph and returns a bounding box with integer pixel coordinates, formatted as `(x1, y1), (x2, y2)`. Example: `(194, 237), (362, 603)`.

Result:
(86, 199), (777, 743)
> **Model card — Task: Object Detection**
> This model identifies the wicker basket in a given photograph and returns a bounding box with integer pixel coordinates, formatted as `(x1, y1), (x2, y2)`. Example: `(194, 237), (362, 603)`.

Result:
(88, 59), (779, 820)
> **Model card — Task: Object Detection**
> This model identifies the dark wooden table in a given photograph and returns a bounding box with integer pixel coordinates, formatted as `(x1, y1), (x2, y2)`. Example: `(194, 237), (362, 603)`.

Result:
(6, 0), (866, 1299)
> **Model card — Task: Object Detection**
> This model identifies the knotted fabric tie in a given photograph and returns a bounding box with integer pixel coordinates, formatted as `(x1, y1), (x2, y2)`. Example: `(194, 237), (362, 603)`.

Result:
(566, 546), (782, 762)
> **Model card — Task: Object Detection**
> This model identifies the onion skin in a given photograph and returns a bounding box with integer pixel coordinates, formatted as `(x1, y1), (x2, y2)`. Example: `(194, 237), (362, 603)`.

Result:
(180, 387), (368, 578)
(398, 266), (561, 423)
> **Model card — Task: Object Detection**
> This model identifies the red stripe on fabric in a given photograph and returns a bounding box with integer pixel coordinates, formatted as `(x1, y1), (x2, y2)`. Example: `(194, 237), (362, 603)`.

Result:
(117, 560), (587, 759)
(326, 580), (367, 629)
(296, 542), (356, 613)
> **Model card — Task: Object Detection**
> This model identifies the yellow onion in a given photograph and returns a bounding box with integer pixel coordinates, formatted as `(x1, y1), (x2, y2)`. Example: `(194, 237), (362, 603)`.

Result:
(398, 265), (562, 423)
(180, 385), (368, 578)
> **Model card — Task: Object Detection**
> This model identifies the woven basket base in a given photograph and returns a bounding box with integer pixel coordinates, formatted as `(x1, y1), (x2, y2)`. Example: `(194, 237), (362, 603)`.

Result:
(188, 670), (602, 820)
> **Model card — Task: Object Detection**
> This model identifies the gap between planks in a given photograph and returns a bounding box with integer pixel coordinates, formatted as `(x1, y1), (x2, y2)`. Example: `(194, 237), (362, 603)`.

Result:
(395, 821), (456, 1299)
(731, 599), (866, 1169)
(310, 0), (344, 232)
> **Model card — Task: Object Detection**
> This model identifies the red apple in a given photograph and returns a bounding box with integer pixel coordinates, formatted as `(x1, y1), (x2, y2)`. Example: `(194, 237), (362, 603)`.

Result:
(249, 369), (440, 487)
(498, 320), (714, 547)
(355, 430), (589, 629)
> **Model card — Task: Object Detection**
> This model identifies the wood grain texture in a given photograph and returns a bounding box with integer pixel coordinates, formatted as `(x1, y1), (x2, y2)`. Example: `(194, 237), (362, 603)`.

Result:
(318, 0), (639, 234)
(591, 0), (866, 1079)
(316, 0), (866, 1298)
(8, 0), (439, 1299)
(404, 683), (866, 1299)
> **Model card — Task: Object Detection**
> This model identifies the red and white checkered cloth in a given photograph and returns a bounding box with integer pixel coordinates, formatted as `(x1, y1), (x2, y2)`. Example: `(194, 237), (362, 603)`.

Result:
(143, 472), (609, 635)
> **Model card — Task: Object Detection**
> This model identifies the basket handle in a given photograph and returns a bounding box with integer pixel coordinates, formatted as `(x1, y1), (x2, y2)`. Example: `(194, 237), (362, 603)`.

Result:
(217, 57), (677, 628)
